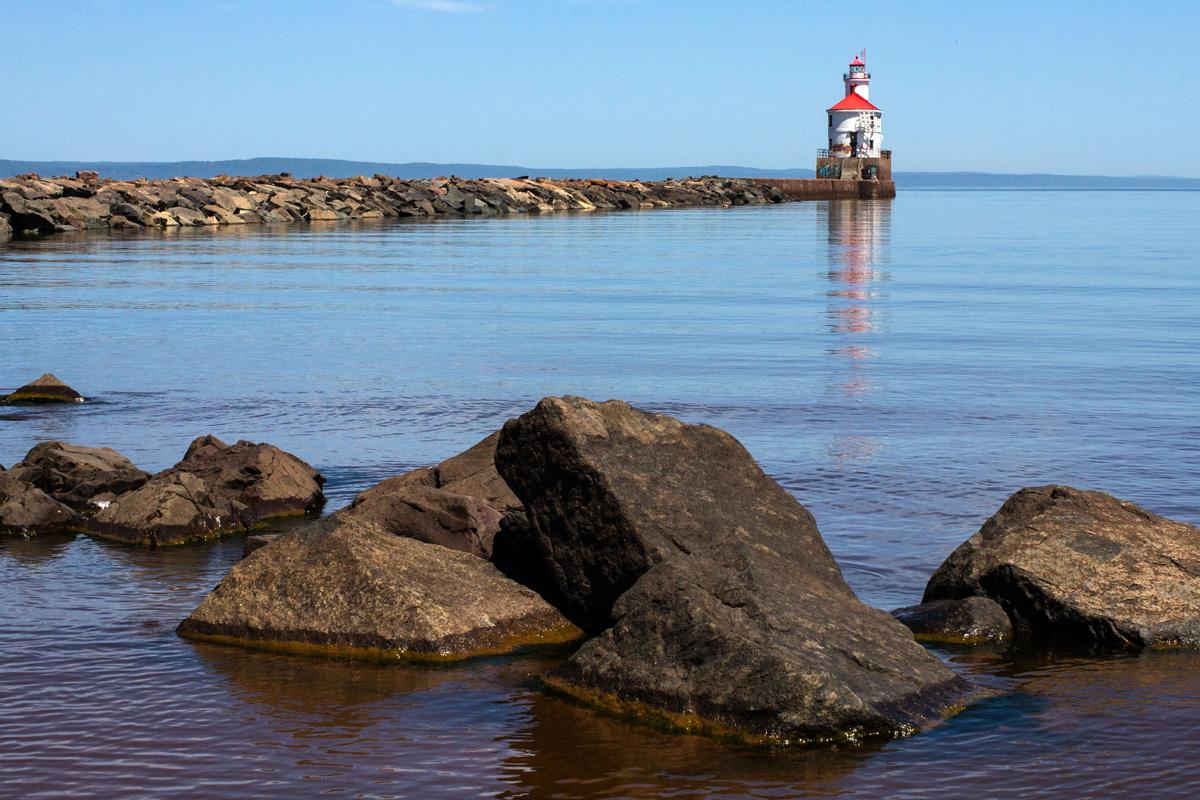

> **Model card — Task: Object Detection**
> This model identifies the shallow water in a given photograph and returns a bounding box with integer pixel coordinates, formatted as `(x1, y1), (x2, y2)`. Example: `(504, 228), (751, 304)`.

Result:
(1, 193), (1199, 797)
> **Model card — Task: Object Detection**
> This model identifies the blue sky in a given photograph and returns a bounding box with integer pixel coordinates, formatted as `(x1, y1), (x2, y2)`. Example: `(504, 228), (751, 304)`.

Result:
(4, 0), (1197, 175)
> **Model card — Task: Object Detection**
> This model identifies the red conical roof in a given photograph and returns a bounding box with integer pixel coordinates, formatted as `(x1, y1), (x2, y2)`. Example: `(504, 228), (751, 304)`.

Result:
(850, 54), (865, 66)
(828, 92), (879, 112)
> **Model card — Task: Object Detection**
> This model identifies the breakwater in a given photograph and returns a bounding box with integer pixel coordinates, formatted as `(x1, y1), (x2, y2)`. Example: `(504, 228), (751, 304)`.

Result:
(0, 172), (890, 241)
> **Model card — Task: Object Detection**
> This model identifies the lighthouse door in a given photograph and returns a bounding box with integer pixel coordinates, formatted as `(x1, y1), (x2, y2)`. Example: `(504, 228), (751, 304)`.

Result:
(849, 132), (859, 157)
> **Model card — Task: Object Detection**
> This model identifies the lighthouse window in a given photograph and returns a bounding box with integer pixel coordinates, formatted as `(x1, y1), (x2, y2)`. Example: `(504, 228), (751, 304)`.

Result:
(828, 115), (832, 127)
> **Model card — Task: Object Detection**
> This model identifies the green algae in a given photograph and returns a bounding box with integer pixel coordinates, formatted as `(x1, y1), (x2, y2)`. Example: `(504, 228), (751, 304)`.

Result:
(178, 620), (584, 664)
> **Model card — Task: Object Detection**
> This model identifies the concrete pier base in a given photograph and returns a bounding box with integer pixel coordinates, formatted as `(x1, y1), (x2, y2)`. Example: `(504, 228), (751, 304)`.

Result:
(749, 178), (895, 200)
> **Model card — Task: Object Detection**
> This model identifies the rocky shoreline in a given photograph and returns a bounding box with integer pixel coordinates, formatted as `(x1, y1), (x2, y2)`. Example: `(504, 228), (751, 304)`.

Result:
(7, 378), (1197, 745)
(0, 172), (796, 241)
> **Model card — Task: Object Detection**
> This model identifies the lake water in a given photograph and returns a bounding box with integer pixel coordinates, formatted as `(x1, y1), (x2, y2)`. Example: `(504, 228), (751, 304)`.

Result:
(1, 192), (1198, 798)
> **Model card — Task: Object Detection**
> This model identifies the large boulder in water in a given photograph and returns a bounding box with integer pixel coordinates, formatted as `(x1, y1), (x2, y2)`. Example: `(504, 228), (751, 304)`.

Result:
(8, 441), (149, 511)
(495, 397), (968, 743)
(177, 516), (581, 659)
(3, 373), (84, 404)
(89, 435), (325, 545)
(923, 485), (1200, 647)
(0, 473), (82, 535)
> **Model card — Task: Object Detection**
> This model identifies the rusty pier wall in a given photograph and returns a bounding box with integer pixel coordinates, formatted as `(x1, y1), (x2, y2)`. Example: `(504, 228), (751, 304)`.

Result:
(749, 178), (896, 200)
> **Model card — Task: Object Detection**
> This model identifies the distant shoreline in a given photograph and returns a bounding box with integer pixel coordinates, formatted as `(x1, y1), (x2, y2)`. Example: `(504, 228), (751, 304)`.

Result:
(2, 158), (1198, 191)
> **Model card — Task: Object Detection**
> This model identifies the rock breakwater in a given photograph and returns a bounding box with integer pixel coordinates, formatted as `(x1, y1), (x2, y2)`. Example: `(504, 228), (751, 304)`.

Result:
(0, 172), (792, 239)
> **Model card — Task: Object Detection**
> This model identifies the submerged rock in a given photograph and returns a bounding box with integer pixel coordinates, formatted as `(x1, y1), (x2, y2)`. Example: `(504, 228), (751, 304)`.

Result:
(923, 485), (1200, 647)
(9, 441), (149, 510)
(89, 435), (325, 545)
(3, 373), (84, 404)
(0, 473), (82, 535)
(891, 597), (1012, 644)
(178, 516), (581, 660)
(496, 396), (968, 743)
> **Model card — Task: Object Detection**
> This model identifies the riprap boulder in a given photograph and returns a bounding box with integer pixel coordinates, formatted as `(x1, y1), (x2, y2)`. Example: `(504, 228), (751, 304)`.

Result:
(496, 397), (968, 743)
(9, 441), (149, 510)
(924, 485), (1200, 647)
(178, 516), (580, 659)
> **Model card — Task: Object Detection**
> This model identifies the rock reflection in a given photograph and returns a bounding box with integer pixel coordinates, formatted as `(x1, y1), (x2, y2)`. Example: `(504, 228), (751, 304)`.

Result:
(0, 531), (78, 565)
(193, 643), (463, 714)
(497, 691), (876, 798)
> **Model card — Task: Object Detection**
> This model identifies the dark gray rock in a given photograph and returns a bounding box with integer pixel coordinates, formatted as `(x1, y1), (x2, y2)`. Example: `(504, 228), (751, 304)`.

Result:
(923, 485), (1200, 647)
(891, 597), (1012, 643)
(0, 473), (82, 535)
(497, 396), (969, 743)
(178, 516), (581, 660)
(9, 441), (149, 510)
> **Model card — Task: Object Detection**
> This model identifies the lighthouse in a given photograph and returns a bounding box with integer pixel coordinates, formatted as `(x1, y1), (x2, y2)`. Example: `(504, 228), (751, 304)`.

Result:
(817, 51), (890, 182)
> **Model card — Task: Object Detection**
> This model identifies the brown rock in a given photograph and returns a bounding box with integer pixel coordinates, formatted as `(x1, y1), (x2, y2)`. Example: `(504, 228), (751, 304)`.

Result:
(433, 431), (521, 511)
(4, 373), (84, 404)
(50, 196), (109, 229)
(8, 441), (149, 510)
(209, 187), (255, 213)
(177, 516), (581, 660)
(343, 483), (503, 559)
(168, 207), (207, 226)
(923, 485), (1200, 647)
(90, 471), (226, 545)
(0, 191), (57, 235)
(342, 431), (521, 558)
(89, 435), (325, 545)
(0, 473), (83, 535)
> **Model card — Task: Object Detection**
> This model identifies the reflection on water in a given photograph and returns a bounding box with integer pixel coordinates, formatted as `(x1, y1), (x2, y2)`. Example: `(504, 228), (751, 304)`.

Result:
(824, 200), (890, 467)
(2, 193), (1200, 797)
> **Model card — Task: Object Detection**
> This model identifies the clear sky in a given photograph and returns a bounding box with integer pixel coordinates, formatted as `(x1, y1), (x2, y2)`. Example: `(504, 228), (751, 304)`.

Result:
(5, 0), (1198, 175)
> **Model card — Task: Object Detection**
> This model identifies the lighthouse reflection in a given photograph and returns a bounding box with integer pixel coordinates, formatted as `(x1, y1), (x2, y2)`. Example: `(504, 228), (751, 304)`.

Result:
(824, 198), (890, 385)
(822, 198), (891, 461)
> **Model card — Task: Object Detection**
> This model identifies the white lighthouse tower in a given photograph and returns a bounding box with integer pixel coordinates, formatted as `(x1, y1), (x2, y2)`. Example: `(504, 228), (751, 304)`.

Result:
(827, 51), (883, 159)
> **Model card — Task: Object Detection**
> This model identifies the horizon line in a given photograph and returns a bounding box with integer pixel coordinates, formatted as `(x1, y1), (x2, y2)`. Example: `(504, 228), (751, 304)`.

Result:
(1, 156), (1197, 182)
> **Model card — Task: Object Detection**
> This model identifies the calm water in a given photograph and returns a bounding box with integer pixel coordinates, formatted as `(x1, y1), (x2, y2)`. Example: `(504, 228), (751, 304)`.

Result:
(1, 192), (1198, 798)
